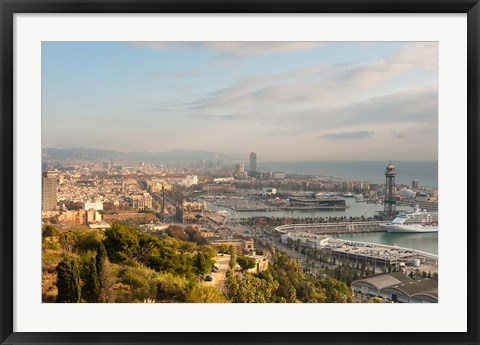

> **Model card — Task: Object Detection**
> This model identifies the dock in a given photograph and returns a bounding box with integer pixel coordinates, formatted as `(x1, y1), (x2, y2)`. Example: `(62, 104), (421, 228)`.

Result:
(275, 221), (384, 234)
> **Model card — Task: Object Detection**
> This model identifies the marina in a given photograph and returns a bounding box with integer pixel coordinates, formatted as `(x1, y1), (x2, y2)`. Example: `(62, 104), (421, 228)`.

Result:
(205, 197), (412, 219)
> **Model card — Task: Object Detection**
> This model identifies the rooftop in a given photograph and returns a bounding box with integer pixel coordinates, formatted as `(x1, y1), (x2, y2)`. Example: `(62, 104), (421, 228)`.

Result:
(352, 272), (411, 291)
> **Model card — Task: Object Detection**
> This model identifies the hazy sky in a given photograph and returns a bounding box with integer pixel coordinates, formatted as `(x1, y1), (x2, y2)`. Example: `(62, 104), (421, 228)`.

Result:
(42, 41), (438, 161)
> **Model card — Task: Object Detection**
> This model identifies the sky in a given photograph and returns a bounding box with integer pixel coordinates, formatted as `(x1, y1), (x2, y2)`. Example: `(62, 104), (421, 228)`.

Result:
(42, 41), (438, 162)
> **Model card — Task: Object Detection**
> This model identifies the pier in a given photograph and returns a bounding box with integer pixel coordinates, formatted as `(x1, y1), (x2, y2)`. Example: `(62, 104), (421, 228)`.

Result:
(275, 221), (384, 234)
(236, 205), (349, 212)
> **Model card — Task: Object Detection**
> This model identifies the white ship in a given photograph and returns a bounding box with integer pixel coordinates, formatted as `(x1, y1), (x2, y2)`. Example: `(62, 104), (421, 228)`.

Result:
(315, 192), (337, 198)
(381, 208), (438, 233)
(215, 210), (230, 218)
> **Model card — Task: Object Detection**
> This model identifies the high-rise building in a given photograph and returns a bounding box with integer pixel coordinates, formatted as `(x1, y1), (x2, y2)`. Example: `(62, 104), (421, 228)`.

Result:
(234, 164), (245, 175)
(250, 152), (257, 173)
(412, 179), (419, 190)
(42, 170), (57, 211)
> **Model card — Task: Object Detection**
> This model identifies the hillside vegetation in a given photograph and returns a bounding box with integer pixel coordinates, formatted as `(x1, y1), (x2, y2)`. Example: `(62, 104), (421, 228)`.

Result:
(42, 224), (354, 303)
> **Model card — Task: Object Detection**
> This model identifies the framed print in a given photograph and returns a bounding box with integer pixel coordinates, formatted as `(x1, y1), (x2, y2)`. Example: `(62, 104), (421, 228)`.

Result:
(1, 0), (479, 344)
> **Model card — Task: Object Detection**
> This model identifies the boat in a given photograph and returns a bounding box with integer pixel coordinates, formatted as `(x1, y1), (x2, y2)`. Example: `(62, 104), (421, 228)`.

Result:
(215, 210), (230, 218)
(355, 194), (368, 202)
(315, 192), (337, 198)
(380, 208), (438, 233)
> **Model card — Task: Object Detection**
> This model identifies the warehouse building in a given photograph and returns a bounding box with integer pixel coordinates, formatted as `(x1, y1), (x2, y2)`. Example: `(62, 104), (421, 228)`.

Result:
(351, 273), (438, 303)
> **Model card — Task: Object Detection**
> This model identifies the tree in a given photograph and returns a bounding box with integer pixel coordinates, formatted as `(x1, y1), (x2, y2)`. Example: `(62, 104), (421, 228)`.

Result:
(103, 224), (140, 263)
(96, 242), (115, 303)
(59, 231), (77, 253)
(236, 256), (256, 271)
(165, 225), (187, 241)
(81, 255), (100, 302)
(226, 272), (279, 303)
(55, 257), (81, 303)
(229, 246), (237, 270)
(75, 231), (102, 253)
(42, 225), (58, 238)
(319, 279), (355, 303)
(96, 242), (107, 283)
(194, 252), (212, 277)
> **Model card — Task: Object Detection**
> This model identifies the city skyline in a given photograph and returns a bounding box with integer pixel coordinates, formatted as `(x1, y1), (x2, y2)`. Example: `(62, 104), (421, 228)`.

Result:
(42, 41), (438, 161)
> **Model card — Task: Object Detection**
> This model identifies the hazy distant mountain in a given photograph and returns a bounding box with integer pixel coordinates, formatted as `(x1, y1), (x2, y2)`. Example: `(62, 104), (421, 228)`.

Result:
(42, 147), (238, 164)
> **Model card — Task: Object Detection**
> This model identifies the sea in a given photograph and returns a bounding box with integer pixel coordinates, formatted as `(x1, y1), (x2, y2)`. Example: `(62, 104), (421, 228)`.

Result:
(259, 160), (438, 188)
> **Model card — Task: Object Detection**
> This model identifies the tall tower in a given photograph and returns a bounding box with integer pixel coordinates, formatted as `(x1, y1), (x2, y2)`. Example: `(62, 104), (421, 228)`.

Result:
(42, 170), (57, 211)
(384, 162), (396, 219)
(250, 152), (257, 173)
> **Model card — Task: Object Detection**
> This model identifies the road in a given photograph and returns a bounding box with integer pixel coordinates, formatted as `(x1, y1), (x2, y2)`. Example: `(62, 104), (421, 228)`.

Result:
(204, 254), (231, 294)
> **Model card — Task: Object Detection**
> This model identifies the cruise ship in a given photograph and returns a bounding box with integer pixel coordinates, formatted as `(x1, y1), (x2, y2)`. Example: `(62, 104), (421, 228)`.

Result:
(381, 208), (438, 233)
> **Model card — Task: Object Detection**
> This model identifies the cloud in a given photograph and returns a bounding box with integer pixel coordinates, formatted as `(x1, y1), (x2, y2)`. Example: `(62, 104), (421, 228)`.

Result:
(321, 87), (438, 128)
(392, 42), (438, 70)
(318, 130), (375, 140)
(129, 41), (327, 56)
(180, 42), (438, 120)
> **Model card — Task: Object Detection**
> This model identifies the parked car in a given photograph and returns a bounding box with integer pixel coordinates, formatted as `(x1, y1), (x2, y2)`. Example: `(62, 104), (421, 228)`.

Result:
(205, 275), (214, 282)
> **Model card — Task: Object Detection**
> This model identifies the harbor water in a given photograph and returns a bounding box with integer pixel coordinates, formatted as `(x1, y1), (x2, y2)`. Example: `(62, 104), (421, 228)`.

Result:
(207, 198), (412, 219)
(331, 232), (438, 255)
(206, 198), (438, 255)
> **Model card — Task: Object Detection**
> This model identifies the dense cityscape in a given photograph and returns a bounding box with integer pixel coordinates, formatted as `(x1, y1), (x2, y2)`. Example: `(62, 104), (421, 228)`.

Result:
(41, 41), (438, 304)
(42, 149), (439, 303)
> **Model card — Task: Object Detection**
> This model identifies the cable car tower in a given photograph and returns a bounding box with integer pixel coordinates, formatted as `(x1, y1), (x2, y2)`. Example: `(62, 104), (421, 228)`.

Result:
(384, 161), (397, 219)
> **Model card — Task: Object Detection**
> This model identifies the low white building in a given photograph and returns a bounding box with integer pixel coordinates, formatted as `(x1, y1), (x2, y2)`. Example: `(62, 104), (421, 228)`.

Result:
(84, 200), (103, 211)
(262, 187), (277, 196)
(281, 231), (330, 248)
(213, 177), (235, 184)
(180, 175), (198, 187)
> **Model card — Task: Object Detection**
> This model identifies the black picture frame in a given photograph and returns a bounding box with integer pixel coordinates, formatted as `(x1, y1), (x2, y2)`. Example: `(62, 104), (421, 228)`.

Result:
(1, 1), (479, 344)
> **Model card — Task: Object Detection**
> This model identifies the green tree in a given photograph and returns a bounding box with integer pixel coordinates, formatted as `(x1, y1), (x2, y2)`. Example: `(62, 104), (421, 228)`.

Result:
(95, 242), (115, 302)
(55, 257), (81, 303)
(59, 231), (77, 253)
(194, 252), (212, 277)
(229, 246), (237, 270)
(319, 279), (354, 303)
(103, 224), (140, 263)
(75, 231), (102, 253)
(236, 256), (256, 271)
(81, 255), (100, 302)
(42, 225), (58, 238)
(96, 242), (107, 283)
(226, 272), (279, 303)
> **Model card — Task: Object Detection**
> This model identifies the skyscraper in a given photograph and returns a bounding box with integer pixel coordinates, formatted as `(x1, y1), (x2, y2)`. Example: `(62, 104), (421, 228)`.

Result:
(250, 152), (257, 173)
(42, 170), (57, 211)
